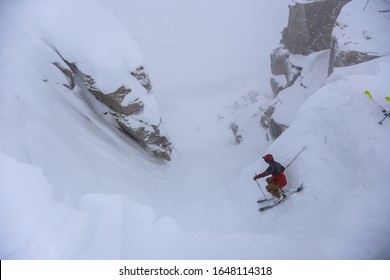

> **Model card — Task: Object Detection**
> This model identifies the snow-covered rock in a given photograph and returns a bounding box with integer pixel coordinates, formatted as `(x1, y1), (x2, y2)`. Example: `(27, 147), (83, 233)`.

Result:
(54, 55), (173, 161)
(270, 0), (350, 96)
(266, 0), (389, 141)
(265, 49), (331, 141)
(270, 46), (302, 96)
(1, 0), (389, 261)
(329, 0), (390, 74)
(264, 55), (390, 259)
(5, 0), (173, 161)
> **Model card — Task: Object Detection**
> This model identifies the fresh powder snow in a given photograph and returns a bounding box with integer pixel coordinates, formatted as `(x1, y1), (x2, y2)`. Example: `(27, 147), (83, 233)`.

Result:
(0, 0), (389, 260)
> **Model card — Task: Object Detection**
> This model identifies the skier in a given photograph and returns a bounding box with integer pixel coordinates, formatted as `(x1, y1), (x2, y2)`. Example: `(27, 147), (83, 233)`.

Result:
(253, 154), (287, 202)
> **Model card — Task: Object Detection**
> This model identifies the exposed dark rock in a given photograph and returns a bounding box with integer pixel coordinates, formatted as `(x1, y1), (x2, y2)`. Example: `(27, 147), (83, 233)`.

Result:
(328, 30), (381, 75)
(54, 51), (173, 161)
(260, 105), (288, 140)
(268, 118), (289, 140)
(117, 118), (173, 161)
(269, 55), (302, 96)
(52, 62), (75, 89)
(270, 0), (350, 94)
(260, 106), (275, 128)
(282, 0), (351, 55)
(270, 46), (289, 76)
(229, 123), (242, 144)
(82, 74), (143, 116)
(270, 77), (285, 96)
(131, 66), (153, 94)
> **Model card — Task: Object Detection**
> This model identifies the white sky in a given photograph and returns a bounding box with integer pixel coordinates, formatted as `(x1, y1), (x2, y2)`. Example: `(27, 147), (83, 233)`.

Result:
(94, 0), (292, 91)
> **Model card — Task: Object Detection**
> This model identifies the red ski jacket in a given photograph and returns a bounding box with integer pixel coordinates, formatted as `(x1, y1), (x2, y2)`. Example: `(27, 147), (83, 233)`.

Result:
(255, 160), (287, 187)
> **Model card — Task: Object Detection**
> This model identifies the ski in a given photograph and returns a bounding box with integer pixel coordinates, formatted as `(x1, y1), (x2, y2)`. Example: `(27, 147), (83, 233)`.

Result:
(257, 185), (303, 204)
(259, 197), (287, 212)
(258, 184), (303, 212)
(257, 198), (273, 204)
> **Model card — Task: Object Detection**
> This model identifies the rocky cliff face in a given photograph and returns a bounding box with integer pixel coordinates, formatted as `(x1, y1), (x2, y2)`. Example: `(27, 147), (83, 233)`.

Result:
(281, 0), (350, 55)
(271, 0), (389, 94)
(270, 0), (351, 96)
(328, 45), (380, 74)
(53, 52), (173, 161)
(328, 0), (389, 74)
(266, 0), (351, 140)
(265, 0), (389, 142)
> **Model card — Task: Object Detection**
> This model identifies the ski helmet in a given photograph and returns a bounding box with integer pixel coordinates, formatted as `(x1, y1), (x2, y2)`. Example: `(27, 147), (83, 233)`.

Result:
(263, 154), (274, 162)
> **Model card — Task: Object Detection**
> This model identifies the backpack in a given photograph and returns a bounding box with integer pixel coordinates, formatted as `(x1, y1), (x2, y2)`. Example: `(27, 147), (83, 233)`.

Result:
(273, 161), (285, 175)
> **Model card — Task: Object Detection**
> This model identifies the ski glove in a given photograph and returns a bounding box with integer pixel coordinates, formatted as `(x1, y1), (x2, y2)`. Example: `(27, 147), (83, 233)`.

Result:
(253, 171), (267, 181)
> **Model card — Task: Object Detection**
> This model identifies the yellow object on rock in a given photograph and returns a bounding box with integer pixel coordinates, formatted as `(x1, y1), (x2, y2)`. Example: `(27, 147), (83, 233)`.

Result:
(364, 90), (373, 99)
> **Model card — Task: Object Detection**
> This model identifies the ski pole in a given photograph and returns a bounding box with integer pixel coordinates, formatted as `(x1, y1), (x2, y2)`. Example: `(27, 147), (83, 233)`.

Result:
(254, 174), (268, 200)
(285, 146), (306, 169)
(363, 0), (370, 11)
(379, 112), (390, 125)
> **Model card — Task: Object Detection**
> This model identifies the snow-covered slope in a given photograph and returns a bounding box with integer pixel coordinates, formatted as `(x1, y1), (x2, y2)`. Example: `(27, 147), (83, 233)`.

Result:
(232, 56), (390, 259)
(333, 0), (390, 58)
(1, 0), (389, 259)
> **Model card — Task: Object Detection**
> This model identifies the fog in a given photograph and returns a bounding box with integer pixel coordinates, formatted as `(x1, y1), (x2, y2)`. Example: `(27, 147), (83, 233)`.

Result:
(94, 0), (292, 92)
